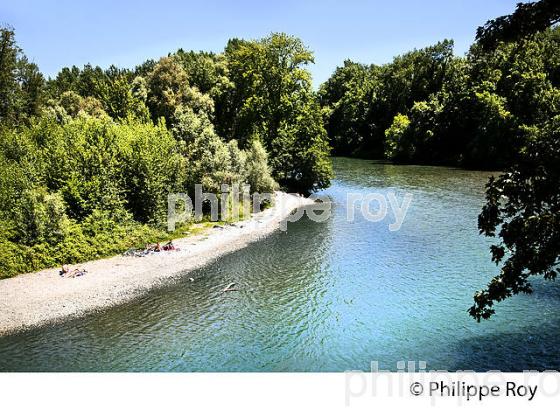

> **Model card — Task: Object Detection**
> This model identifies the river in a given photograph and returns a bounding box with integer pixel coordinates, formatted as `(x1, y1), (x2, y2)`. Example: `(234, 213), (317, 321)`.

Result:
(1, 157), (559, 371)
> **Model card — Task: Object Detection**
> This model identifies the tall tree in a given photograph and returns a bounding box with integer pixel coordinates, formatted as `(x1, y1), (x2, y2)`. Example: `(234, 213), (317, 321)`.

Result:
(320, 40), (457, 159)
(221, 33), (332, 192)
(146, 57), (213, 128)
(0, 27), (45, 126)
(318, 60), (379, 156)
(15, 56), (44, 119)
(0, 27), (19, 124)
(472, 118), (560, 319)
(470, 1), (560, 320)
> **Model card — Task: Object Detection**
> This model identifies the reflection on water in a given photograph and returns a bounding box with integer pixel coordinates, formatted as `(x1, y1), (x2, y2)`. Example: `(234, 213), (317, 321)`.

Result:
(1, 157), (559, 371)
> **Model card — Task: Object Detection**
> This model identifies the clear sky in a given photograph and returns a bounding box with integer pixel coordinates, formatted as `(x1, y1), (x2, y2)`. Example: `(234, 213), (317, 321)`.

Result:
(2, 0), (521, 86)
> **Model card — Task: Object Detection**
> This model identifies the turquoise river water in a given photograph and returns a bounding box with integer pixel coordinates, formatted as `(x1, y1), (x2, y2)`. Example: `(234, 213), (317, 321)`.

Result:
(0, 157), (559, 371)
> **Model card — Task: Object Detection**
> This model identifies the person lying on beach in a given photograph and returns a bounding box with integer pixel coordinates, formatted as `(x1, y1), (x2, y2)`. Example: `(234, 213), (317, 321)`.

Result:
(60, 265), (87, 278)
(162, 241), (176, 251)
(145, 243), (162, 252)
(124, 242), (180, 257)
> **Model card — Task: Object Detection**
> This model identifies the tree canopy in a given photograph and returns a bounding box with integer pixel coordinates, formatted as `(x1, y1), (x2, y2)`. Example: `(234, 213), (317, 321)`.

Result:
(218, 34), (332, 191)
(476, 0), (560, 51)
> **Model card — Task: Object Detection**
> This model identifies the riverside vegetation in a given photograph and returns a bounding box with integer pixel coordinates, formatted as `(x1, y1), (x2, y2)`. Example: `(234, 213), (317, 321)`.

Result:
(0, 0), (559, 320)
(0, 32), (332, 278)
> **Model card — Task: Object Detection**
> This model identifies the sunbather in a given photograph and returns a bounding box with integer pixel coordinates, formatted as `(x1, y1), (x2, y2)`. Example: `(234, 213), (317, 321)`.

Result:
(144, 243), (161, 252)
(60, 265), (86, 278)
(163, 241), (175, 251)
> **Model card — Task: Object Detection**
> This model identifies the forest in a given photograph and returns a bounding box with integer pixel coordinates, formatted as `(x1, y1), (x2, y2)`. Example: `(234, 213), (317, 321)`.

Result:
(319, 29), (560, 169)
(0, 31), (332, 277)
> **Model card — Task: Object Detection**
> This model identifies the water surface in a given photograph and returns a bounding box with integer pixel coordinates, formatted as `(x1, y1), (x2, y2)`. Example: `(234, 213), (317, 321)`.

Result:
(1, 158), (559, 371)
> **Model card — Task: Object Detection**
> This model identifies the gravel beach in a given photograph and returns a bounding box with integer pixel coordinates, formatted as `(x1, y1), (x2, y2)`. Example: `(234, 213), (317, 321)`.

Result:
(0, 192), (314, 336)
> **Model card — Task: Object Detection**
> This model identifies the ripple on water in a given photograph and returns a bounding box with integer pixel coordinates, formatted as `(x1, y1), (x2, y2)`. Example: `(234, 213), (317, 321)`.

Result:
(1, 158), (559, 371)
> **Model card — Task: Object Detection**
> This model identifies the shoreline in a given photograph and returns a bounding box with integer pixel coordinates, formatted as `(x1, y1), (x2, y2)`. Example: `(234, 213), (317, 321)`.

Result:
(0, 192), (314, 336)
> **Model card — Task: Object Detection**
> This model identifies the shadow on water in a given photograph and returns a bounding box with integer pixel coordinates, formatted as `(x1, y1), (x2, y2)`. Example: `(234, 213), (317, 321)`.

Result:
(444, 279), (560, 372)
(445, 321), (560, 372)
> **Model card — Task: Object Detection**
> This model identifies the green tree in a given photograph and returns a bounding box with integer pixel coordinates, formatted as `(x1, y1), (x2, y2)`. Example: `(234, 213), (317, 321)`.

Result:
(101, 75), (150, 121)
(472, 117), (560, 319)
(221, 33), (332, 192)
(146, 57), (213, 127)
(245, 139), (277, 193)
(53, 90), (106, 119)
(469, 2), (560, 319)
(320, 40), (457, 159)
(476, 0), (560, 51)
(119, 120), (185, 225)
(0, 27), (19, 125)
(180, 117), (234, 195)
(174, 49), (232, 98)
(14, 187), (68, 246)
(318, 60), (379, 156)
(0, 27), (45, 126)
(384, 113), (411, 161)
(15, 56), (44, 120)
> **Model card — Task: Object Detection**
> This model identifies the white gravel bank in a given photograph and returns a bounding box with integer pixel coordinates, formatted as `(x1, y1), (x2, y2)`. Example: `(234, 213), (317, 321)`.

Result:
(0, 192), (314, 336)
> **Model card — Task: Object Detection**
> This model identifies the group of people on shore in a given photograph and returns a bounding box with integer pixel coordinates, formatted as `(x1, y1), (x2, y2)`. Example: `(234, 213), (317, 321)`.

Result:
(124, 241), (180, 257)
(60, 241), (179, 278)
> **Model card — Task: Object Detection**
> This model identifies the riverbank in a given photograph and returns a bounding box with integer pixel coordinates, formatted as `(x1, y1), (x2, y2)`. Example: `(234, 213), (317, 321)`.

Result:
(0, 192), (314, 336)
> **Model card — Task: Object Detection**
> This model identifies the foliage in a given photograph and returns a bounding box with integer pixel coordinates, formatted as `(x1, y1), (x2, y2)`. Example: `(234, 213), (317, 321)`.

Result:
(173, 49), (233, 98)
(245, 140), (277, 193)
(0, 26), (44, 126)
(468, 1), (560, 319)
(320, 27), (560, 170)
(476, 0), (560, 51)
(472, 117), (560, 319)
(0, 117), (181, 277)
(13, 187), (68, 246)
(318, 60), (378, 156)
(220, 33), (332, 192)
(0, 208), (169, 279)
(320, 40), (456, 159)
(384, 113), (411, 161)
(146, 57), (213, 127)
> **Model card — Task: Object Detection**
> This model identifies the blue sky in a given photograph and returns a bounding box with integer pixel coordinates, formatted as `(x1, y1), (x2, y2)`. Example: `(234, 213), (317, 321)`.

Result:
(2, 0), (520, 86)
